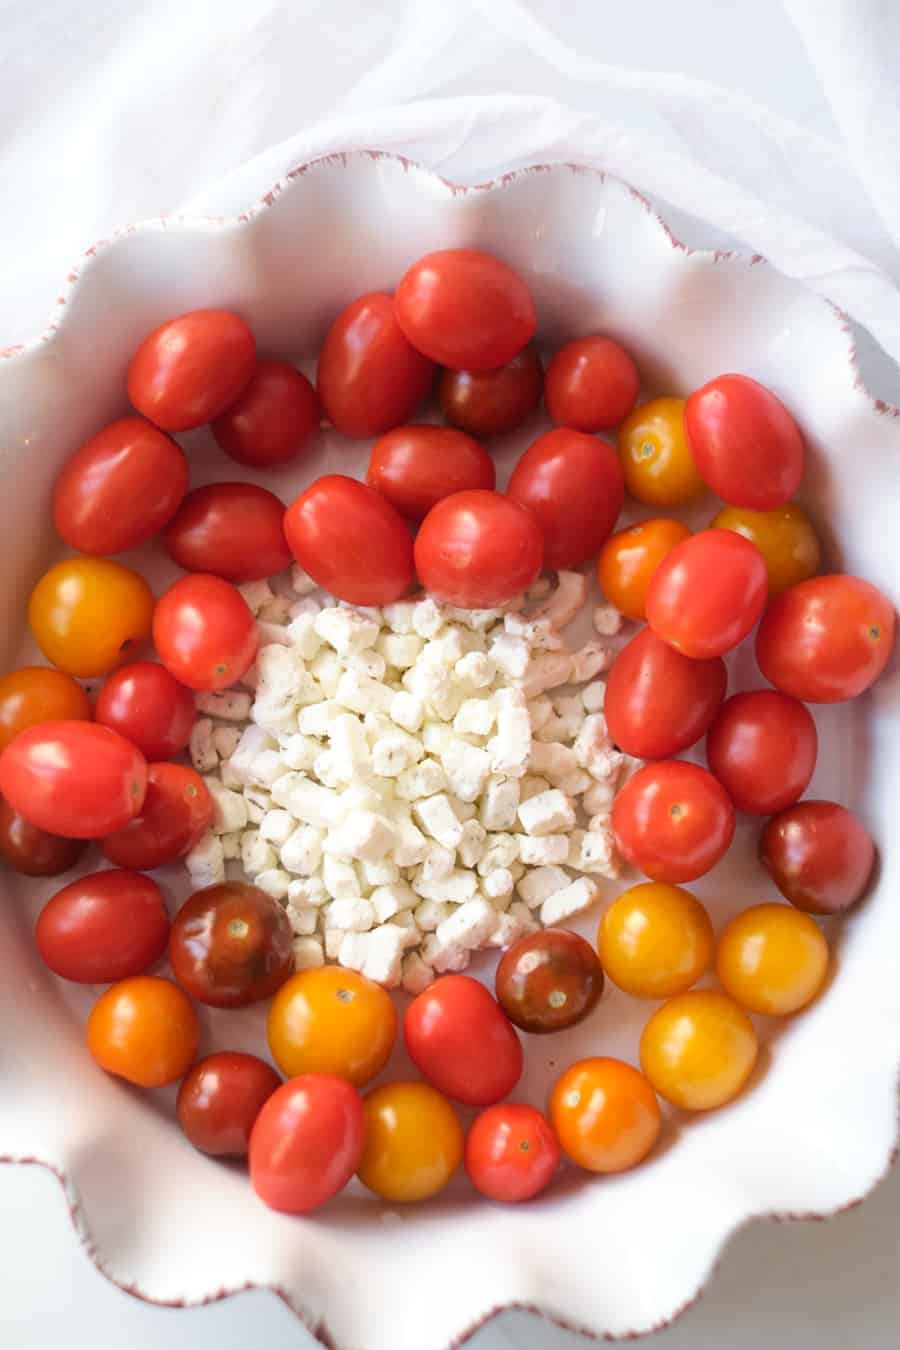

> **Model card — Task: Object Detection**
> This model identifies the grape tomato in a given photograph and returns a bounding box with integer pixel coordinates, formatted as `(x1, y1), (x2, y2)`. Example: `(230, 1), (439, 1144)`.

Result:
(646, 528), (768, 659)
(506, 428), (624, 570)
(686, 373), (804, 510)
(250, 1075), (366, 1214)
(414, 489), (543, 608)
(35, 869), (170, 984)
(164, 482), (292, 583)
(127, 308), (256, 432)
(366, 424), (495, 520)
(212, 359), (319, 468)
(404, 974), (523, 1107)
(101, 762), (212, 870)
(760, 800), (875, 915)
(604, 627), (727, 760)
(706, 690), (818, 816)
(95, 661), (195, 762)
(544, 335), (640, 431)
(438, 344), (543, 437)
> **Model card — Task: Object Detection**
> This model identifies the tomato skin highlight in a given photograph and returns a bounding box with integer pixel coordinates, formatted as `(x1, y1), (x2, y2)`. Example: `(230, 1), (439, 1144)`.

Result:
(127, 308), (256, 432)
(153, 574), (258, 692)
(706, 690), (818, 816)
(506, 429), (625, 569)
(685, 373), (805, 510)
(35, 869), (170, 984)
(612, 760), (736, 883)
(0, 667), (92, 754)
(0, 799), (87, 877)
(544, 336), (640, 432)
(95, 661), (195, 762)
(164, 482), (292, 583)
(438, 344), (543, 437)
(465, 1103), (560, 1203)
(759, 800), (875, 914)
(604, 627), (727, 760)
(414, 489), (543, 608)
(250, 1075), (366, 1214)
(404, 974), (523, 1107)
(101, 762), (212, 870)
(212, 359), (319, 468)
(367, 425), (495, 520)
(177, 1053), (281, 1158)
(646, 529), (768, 659)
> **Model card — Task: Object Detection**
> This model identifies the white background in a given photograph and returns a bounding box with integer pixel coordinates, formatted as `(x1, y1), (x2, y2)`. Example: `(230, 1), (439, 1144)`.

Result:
(1, 1), (898, 1346)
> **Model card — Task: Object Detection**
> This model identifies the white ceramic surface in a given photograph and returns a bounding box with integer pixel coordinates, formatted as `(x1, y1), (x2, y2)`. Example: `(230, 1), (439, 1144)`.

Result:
(0, 154), (898, 1350)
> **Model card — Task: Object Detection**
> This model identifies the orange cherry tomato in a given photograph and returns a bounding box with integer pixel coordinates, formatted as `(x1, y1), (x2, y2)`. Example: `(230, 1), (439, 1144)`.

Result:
(87, 975), (199, 1088)
(598, 882), (714, 999)
(0, 666), (92, 753)
(29, 558), (154, 678)
(550, 1057), (661, 1173)
(716, 903), (829, 1016)
(617, 397), (705, 508)
(358, 1081), (463, 1203)
(712, 503), (820, 597)
(597, 518), (691, 621)
(267, 967), (397, 1087)
(640, 990), (758, 1110)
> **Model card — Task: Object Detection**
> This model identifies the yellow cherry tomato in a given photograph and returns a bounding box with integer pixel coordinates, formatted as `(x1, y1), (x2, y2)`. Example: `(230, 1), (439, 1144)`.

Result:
(0, 666), (92, 752)
(640, 990), (758, 1111)
(267, 966), (397, 1087)
(597, 518), (691, 621)
(29, 558), (154, 678)
(712, 503), (821, 596)
(598, 882), (714, 999)
(716, 902), (829, 1016)
(550, 1057), (661, 1173)
(617, 397), (706, 507)
(358, 1081), (463, 1203)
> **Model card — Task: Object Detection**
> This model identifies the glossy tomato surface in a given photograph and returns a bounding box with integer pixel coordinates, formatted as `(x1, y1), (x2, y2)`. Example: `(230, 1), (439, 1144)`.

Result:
(366, 424), (495, 520)
(646, 529), (768, 659)
(617, 397), (705, 507)
(153, 574), (258, 691)
(267, 967), (397, 1087)
(177, 1052), (281, 1158)
(465, 1103), (560, 1203)
(212, 359), (319, 468)
(550, 1058), (661, 1173)
(716, 903), (828, 1016)
(95, 661), (195, 761)
(712, 502), (820, 597)
(35, 869), (170, 983)
(544, 336), (640, 431)
(706, 690), (818, 815)
(395, 249), (536, 371)
(316, 292), (434, 438)
(87, 976), (199, 1088)
(598, 882), (714, 999)
(612, 760), (736, 883)
(170, 882), (294, 1009)
(0, 799), (86, 876)
(597, 518), (691, 622)
(358, 1081), (463, 1204)
(250, 1075), (366, 1214)
(0, 721), (146, 838)
(414, 489), (543, 608)
(164, 482), (292, 582)
(685, 373), (805, 510)
(127, 308), (256, 431)
(404, 974), (523, 1106)
(284, 474), (415, 606)
(495, 929), (604, 1034)
(0, 667), (91, 754)
(102, 763), (212, 870)
(640, 990), (758, 1111)
(604, 627), (727, 759)
(506, 429), (625, 569)
(437, 344), (543, 437)
(760, 800), (875, 914)
(29, 558), (154, 678)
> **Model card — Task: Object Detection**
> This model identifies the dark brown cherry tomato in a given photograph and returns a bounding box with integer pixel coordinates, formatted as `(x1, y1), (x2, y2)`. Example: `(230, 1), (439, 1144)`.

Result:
(612, 760), (736, 883)
(404, 974), (523, 1106)
(316, 292), (434, 438)
(153, 574), (258, 691)
(495, 929), (604, 1034)
(102, 763), (212, 870)
(465, 1103), (560, 1203)
(164, 482), (292, 583)
(35, 869), (170, 983)
(706, 690), (818, 815)
(414, 489), (543, 608)
(169, 881), (294, 1009)
(760, 800), (875, 914)
(127, 308), (256, 432)
(506, 428), (625, 569)
(211, 359), (319, 468)
(437, 344), (544, 437)
(366, 424), (495, 520)
(0, 797), (86, 876)
(52, 417), (189, 555)
(544, 336), (640, 431)
(177, 1052), (281, 1157)
(685, 373), (805, 510)
(604, 627), (727, 760)
(95, 662), (195, 762)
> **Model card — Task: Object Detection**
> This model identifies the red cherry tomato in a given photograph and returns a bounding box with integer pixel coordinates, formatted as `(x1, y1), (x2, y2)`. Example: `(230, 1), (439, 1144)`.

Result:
(414, 490), (543, 608)
(211, 359), (319, 468)
(706, 690), (818, 815)
(249, 1075), (366, 1214)
(646, 529), (768, 659)
(95, 662), (195, 761)
(0, 798), (86, 876)
(0, 722), (146, 838)
(404, 974), (523, 1107)
(52, 417), (188, 555)
(164, 483), (292, 583)
(127, 308), (256, 431)
(35, 869), (170, 983)
(506, 429), (625, 569)
(169, 882), (294, 1009)
(465, 1103), (560, 1203)
(437, 344), (543, 437)
(102, 763), (212, 870)
(604, 627), (727, 760)
(285, 475), (415, 606)
(544, 336), (640, 432)
(177, 1052), (281, 1158)
(685, 373), (805, 509)
(760, 800), (875, 915)
(366, 425), (495, 521)
(316, 292), (434, 438)
(612, 760), (736, 883)
(153, 574), (258, 691)
(756, 575), (896, 703)
(395, 249), (536, 371)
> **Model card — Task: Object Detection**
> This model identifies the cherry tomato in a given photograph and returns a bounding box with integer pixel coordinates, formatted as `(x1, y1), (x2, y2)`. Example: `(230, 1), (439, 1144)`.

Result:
(127, 308), (256, 432)
(716, 903), (828, 1016)
(685, 373), (805, 510)
(506, 429), (625, 569)
(267, 967), (396, 1087)
(760, 800), (875, 915)
(164, 483), (292, 583)
(465, 1103), (560, 1203)
(52, 417), (188, 555)
(646, 529), (767, 659)
(712, 502), (820, 597)
(706, 690), (817, 816)
(169, 882), (294, 1009)
(0, 721), (146, 838)
(0, 667), (91, 753)
(35, 869), (170, 983)
(87, 976), (199, 1088)
(0, 798), (86, 876)
(95, 662), (195, 761)
(640, 990), (758, 1110)
(550, 1058), (660, 1173)
(495, 929), (604, 1034)
(395, 249), (536, 371)
(358, 1081), (463, 1203)
(153, 574), (257, 691)
(414, 490), (543, 608)
(544, 336), (640, 431)
(211, 359), (319, 468)
(404, 974), (522, 1106)
(250, 1075), (366, 1214)
(366, 425), (495, 521)
(617, 397), (705, 507)
(284, 475), (414, 606)
(316, 292), (434, 438)
(612, 760), (736, 884)
(756, 575), (896, 703)
(29, 558), (154, 678)
(102, 763), (212, 870)
(597, 882), (714, 999)
(437, 344), (543, 437)
(597, 518), (691, 621)
(177, 1052), (281, 1158)
(604, 627), (726, 760)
